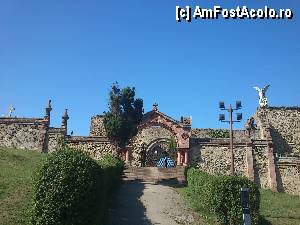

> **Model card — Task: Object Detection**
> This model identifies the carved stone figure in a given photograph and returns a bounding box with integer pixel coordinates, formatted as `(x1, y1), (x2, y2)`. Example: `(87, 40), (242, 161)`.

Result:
(253, 85), (270, 107)
(8, 105), (15, 117)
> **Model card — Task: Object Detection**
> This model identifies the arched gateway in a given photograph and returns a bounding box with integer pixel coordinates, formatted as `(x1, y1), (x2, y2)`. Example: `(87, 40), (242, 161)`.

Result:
(122, 104), (192, 167)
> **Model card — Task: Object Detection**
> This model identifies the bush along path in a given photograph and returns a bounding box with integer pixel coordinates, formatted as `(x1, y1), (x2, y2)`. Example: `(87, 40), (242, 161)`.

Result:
(183, 168), (260, 225)
(30, 148), (124, 225)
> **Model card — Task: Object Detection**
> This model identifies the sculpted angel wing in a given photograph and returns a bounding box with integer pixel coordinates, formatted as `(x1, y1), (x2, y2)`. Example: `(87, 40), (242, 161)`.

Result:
(262, 84), (270, 93)
(253, 87), (261, 92)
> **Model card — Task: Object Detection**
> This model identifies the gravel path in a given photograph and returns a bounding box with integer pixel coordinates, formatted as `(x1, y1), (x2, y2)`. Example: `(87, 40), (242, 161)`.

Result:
(108, 181), (204, 225)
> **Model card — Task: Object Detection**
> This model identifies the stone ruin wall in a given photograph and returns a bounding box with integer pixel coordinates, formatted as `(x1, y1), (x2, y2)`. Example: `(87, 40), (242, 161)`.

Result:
(254, 107), (300, 155)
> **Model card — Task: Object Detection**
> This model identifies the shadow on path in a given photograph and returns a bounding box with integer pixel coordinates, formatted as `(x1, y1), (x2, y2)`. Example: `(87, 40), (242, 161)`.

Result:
(108, 181), (152, 225)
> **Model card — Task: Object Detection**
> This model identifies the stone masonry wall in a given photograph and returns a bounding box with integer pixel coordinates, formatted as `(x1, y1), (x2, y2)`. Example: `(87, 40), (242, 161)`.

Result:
(67, 137), (117, 160)
(253, 146), (269, 189)
(254, 107), (300, 155)
(131, 126), (175, 167)
(89, 115), (107, 136)
(0, 118), (47, 151)
(191, 128), (247, 142)
(189, 142), (247, 176)
(277, 164), (300, 195)
(47, 128), (66, 153)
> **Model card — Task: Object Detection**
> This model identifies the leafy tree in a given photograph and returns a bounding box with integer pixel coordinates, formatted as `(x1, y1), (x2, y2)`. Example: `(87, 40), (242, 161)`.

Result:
(104, 83), (143, 150)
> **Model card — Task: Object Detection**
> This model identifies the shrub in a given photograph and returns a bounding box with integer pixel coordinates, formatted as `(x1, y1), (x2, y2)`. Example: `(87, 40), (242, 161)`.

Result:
(187, 168), (260, 225)
(30, 149), (123, 225)
(98, 154), (124, 190)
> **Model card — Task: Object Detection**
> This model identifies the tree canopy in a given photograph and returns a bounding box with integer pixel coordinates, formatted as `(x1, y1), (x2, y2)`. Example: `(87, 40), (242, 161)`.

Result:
(103, 83), (144, 150)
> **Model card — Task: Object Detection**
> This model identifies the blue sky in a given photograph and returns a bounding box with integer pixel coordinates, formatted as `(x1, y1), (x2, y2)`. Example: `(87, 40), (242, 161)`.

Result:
(0, 1), (299, 135)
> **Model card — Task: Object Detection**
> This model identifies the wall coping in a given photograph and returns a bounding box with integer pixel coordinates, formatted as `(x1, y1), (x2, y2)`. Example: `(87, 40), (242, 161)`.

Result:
(258, 106), (300, 110)
(66, 136), (110, 143)
(0, 117), (46, 124)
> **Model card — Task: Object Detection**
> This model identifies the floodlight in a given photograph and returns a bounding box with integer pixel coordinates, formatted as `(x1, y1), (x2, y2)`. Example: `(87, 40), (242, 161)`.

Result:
(219, 101), (225, 109)
(219, 114), (225, 121)
(236, 101), (242, 109)
(237, 113), (242, 121)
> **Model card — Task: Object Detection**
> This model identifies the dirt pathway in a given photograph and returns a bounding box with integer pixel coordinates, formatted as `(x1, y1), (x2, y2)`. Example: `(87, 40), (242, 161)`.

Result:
(108, 181), (203, 225)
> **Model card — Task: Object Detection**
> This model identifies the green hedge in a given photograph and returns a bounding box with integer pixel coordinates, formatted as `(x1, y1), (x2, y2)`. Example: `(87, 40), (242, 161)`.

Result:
(98, 154), (124, 190)
(30, 148), (123, 225)
(187, 168), (260, 225)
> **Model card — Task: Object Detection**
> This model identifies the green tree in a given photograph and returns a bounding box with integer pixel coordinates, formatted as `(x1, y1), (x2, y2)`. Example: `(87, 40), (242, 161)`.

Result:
(104, 83), (143, 150)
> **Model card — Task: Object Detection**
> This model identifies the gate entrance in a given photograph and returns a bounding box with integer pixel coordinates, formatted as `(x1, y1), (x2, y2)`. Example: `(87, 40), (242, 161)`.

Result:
(145, 139), (176, 167)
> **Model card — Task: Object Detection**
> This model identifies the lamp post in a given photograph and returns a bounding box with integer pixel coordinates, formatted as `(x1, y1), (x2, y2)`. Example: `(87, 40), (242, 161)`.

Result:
(219, 101), (242, 175)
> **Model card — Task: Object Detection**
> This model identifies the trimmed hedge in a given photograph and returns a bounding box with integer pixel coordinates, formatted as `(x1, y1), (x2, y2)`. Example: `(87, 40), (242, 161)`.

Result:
(98, 154), (124, 190)
(187, 168), (260, 225)
(30, 148), (123, 225)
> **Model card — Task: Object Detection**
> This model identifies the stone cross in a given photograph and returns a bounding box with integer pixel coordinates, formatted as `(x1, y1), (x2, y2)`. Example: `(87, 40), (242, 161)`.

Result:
(152, 103), (158, 111)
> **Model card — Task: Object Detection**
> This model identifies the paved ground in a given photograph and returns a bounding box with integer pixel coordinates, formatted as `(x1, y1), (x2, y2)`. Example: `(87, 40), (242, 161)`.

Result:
(108, 181), (203, 225)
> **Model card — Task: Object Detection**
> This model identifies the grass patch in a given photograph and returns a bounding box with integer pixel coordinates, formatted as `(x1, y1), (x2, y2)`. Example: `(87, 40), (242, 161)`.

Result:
(177, 187), (219, 225)
(0, 147), (45, 225)
(178, 186), (300, 225)
(260, 189), (300, 225)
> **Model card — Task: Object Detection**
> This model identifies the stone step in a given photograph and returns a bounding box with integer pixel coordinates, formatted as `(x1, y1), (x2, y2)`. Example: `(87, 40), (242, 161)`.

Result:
(122, 166), (186, 182)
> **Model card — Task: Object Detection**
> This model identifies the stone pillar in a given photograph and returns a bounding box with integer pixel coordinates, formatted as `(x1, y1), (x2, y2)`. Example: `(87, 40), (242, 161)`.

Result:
(38, 123), (48, 153)
(246, 142), (255, 182)
(265, 128), (278, 192)
(44, 100), (52, 127)
(177, 150), (181, 166)
(184, 150), (188, 166)
(267, 142), (278, 192)
(61, 109), (69, 135)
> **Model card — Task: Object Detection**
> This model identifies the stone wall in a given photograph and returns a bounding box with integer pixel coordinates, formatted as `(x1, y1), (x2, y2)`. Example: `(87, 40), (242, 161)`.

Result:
(0, 118), (47, 152)
(47, 128), (66, 153)
(191, 128), (247, 142)
(189, 141), (247, 176)
(277, 163), (300, 195)
(130, 126), (175, 167)
(253, 146), (269, 189)
(67, 136), (117, 160)
(89, 115), (107, 136)
(254, 107), (300, 155)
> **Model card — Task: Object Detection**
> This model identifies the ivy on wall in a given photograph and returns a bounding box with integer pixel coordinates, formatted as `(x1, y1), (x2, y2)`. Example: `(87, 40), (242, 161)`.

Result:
(208, 129), (230, 138)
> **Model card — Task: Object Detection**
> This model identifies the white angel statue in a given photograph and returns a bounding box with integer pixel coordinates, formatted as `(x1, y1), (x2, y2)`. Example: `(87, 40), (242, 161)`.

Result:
(253, 85), (270, 107)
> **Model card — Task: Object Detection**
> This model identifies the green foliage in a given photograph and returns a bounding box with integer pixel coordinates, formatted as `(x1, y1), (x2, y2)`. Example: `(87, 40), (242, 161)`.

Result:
(30, 149), (124, 225)
(208, 129), (230, 138)
(98, 154), (124, 190)
(186, 168), (260, 225)
(104, 83), (144, 149)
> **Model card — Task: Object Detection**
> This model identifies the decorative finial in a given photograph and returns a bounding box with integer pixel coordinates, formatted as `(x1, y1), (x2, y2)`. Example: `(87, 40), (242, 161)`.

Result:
(63, 109), (69, 118)
(47, 99), (52, 109)
(8, 105), (15, 117)
(253, 85), (270, 108)
(152, 103), (158, 111)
